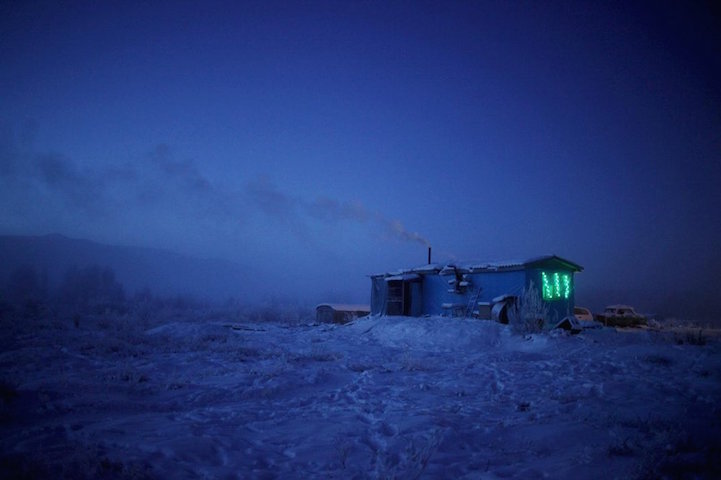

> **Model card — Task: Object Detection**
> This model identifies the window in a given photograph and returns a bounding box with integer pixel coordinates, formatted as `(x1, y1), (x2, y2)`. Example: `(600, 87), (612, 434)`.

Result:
(541, 271), (571, 300)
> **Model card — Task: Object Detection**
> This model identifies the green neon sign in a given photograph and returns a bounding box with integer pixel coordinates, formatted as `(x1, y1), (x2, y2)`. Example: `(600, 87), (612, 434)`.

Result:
(541, 271), (571, 300)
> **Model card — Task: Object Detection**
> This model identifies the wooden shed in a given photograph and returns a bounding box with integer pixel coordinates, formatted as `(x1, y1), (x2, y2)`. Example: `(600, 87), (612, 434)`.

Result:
(370, 255), (583, 325)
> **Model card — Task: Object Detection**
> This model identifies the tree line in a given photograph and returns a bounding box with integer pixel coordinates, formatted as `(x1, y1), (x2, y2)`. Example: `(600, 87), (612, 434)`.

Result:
(2, 264), (126, 315)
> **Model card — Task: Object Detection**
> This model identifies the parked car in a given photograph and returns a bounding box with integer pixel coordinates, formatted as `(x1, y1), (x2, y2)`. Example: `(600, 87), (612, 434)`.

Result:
(595, 305), (647, 327)
(573, 306), (594, 322)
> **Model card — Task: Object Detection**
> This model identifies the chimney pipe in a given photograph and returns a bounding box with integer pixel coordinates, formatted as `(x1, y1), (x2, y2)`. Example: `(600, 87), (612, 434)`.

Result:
(428, 246), (432, 264)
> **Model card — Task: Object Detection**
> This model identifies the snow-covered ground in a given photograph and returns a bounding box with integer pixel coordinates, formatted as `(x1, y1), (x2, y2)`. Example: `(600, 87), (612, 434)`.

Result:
(2, 311), (720, 479)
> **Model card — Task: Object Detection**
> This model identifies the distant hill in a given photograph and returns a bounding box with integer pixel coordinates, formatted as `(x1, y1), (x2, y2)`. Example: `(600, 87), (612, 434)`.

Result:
(0, 234), (258, 302)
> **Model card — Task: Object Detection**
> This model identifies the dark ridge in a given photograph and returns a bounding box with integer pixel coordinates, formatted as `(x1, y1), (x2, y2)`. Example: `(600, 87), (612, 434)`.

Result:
(0, 233), (260, 302)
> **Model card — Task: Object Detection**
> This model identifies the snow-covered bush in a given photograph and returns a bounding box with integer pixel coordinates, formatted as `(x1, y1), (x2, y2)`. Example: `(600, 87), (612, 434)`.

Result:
(508, 281), (548, 334)
(676, 328), (707, 346)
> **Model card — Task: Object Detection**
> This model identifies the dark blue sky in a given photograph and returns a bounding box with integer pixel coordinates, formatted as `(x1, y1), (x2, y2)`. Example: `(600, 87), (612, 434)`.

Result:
(1, 1), (719, 315)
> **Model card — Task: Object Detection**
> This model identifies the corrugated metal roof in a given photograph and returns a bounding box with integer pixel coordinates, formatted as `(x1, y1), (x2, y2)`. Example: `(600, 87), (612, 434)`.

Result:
(385, 273), (421, 282)
(467, 255), (582, 272)
(370, 255), (583, 277)
(316, 303), (370, 312)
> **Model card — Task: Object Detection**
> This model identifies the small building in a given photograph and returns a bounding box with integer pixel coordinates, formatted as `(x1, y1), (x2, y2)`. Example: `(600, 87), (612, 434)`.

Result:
(370, 255), (583, 324)
(316, 303), (370, 324)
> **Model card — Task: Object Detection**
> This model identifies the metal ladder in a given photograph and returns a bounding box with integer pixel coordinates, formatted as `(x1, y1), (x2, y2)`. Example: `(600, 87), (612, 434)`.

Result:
(465, 287), (482, 318)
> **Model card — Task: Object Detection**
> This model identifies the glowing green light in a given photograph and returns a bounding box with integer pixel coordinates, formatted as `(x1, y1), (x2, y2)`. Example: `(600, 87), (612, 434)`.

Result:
(541, 272), (553, 300)
(541, 271), (572, 301)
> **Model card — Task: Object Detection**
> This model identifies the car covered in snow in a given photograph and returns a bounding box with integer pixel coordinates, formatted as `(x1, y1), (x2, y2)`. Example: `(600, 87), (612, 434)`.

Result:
(573, 306), (594, 322)
(596, 305), (646, 327)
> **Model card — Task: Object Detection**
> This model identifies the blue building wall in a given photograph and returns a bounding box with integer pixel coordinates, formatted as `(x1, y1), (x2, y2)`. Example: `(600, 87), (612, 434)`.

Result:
(411, 270), (529, 315)
(371, 256), (580, 322)
(421, 274), (451, 315)
(467, 271), (527, 303)
(424, 271), (527, 315)
(410, 281), (423, 316)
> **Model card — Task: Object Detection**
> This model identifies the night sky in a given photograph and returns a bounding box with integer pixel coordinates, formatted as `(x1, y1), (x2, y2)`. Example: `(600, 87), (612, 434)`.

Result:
(1, 1), (720, 316)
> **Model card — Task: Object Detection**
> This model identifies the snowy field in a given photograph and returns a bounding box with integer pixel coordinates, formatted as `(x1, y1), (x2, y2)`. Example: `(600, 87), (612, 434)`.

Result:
(2, 310), (721, 479)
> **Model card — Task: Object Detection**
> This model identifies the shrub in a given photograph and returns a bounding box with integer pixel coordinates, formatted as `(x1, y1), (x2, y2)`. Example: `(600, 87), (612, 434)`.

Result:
(675, 329), (707, 346)
(508, 281), (548, 334)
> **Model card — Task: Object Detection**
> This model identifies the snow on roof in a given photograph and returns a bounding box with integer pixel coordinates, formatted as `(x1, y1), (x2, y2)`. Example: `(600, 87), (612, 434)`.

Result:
(370, 255), (583, 277)
(466, 255), (583, 272)
(411, 263), (442, 273)
(385, 273), (421, 282)
(369, 265), (439, 278)
(439, 265), (460, 275)
(316, 304), (370, 312)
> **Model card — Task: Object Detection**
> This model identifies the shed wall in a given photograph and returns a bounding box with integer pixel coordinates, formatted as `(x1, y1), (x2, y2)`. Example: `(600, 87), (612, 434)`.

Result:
(370, 277), (386, 315)
(467, 271), (527, 303)
(421, 274), (452, 315)
(526, 268), (575, 323)
(370, 261), (579, 323)
(409, 281), (423, 316)
(418, 271), (527, 315)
